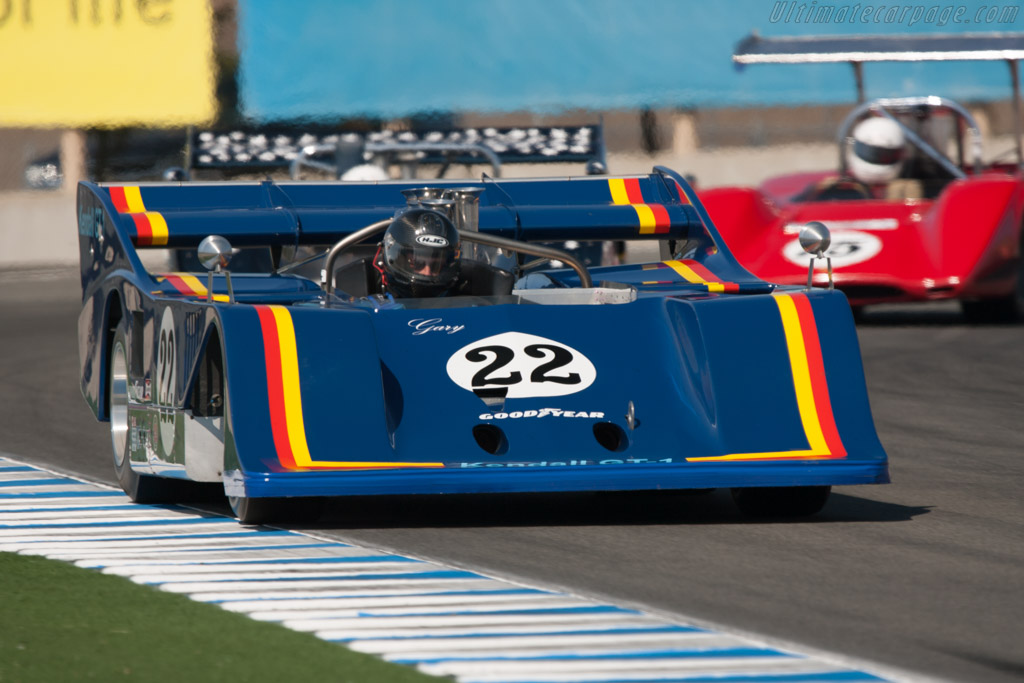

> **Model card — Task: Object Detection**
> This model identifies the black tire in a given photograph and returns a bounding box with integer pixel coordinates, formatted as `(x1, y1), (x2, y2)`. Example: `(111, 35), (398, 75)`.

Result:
(960, 294), (1022, 324)
(960, 239), (1024, 324)
(109, 327), (181, 504)
(731, 486), (831, 518)
(228, 495), (325, 525)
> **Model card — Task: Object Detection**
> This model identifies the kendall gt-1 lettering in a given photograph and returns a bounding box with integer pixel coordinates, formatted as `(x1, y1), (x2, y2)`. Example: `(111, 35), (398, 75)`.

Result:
(479, 408), (606, 420)
(783, 230), (882, 269)
(77, 199), (105, 239)
(447, 331), (596, 398)
(408, 318), (464, 335)
(457, 458), (675, 467)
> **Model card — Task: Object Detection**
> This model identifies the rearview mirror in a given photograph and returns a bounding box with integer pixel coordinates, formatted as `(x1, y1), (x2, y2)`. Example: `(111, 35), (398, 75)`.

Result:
(197, 235), (235, 303)
(799, 222), (833, 290)
(197, 235), (233, 272)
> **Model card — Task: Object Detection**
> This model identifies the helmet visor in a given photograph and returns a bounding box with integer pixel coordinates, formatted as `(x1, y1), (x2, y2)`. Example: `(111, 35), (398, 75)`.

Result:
(399, 243), (452, 278)
(853, 139), (904, 166)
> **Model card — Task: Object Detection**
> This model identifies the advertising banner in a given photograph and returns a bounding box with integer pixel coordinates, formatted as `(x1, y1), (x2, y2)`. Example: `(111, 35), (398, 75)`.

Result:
(237, 0), (1022, 120)
(0, 0), (215, 127)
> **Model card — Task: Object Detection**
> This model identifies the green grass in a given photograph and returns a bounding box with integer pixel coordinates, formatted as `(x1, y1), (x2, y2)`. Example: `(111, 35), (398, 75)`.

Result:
(0, 552), (443, 683)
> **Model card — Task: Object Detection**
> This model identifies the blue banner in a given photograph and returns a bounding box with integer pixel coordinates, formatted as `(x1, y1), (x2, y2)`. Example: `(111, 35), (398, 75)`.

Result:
(238, 0), (1024, 120)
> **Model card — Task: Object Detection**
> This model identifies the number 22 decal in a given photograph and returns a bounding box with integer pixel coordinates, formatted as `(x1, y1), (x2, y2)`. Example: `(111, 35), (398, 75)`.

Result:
(156, 308), (177, 456)
(447, 332), (596, 398)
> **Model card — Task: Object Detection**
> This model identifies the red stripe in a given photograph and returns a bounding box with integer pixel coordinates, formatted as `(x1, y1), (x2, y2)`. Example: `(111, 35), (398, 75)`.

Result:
(682, 260), (722, 282)
(110, 187), (129, 213)
(682, 259), (740, 292)
(624, 178), (644, 204)
(132, 213), (153, 246)
(161, 275), (195, 296)
(673, 181), (691, 205)
(649, 204), (670, 234)
(791, 294), (846, 458)
(255, 306), (298, 470)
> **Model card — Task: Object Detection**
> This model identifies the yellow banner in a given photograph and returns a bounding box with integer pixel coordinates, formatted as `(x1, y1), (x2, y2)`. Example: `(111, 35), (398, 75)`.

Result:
(0, 0), (215, 127)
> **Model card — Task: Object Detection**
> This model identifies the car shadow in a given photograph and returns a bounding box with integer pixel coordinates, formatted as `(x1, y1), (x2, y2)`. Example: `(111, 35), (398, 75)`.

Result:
(857, 302), (967, 326)
(856, 301), (1022, 327)
(259, 488), (931, 530)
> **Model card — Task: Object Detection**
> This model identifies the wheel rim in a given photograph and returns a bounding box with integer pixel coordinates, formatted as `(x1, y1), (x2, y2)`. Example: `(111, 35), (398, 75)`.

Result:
(110, 342), (129, 469)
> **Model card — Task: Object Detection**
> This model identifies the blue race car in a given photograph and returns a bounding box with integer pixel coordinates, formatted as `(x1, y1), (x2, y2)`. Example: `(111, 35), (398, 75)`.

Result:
(76, 167), (888, 523)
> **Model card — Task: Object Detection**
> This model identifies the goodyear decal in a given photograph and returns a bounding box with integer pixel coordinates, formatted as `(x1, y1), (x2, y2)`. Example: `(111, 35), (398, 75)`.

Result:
(254, 305), (444, 471)
(688, 292), (847, 462)
(608, 178), (670, 235)
(154, 273), (230, 303)
(109, 185), (168, 247)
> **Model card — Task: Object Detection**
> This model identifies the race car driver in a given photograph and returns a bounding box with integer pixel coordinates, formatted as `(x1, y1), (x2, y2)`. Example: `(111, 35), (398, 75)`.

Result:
(846, 116), (906, 185)
(799, 116), (908, 201)
(374, 208), (462, 298)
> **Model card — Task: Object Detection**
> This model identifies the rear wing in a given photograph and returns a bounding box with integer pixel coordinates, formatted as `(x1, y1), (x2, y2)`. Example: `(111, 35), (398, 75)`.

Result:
(76, 169), (742, 295)
(734, 32), (1024, 65)
(733, 32), (1024, 164)
(80, 172), (701, 248)
(187, 124), (607, 180)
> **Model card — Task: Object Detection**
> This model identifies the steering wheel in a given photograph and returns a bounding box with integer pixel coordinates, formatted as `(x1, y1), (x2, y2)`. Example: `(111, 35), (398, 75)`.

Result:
(801, 177), (873, 202)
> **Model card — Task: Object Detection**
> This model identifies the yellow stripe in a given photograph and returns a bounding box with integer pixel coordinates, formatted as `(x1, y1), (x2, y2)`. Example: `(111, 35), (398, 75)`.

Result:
(146, 211), (169, 246)
(686, 293), (827, 462)
(306, 462), (444, 469)
(632, 204), (658, 234)
(773, 293), (827, 453)
(177, 273), (206, 295)
(123, 186), (146, 213)
(687, 449), (815, 461)
(271, 306), (315, 468)
(662, 260), (725, 291)
(608, 178), (630, 205)
(158, 273), (229, 302)
(269, 305), (443, 469)
(178, 273), (229, 302)
(663, 260), (704, 284)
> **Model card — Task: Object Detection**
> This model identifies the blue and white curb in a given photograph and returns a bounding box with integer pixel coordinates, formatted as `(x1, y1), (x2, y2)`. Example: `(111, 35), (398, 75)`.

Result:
(0, 457), (919, 682)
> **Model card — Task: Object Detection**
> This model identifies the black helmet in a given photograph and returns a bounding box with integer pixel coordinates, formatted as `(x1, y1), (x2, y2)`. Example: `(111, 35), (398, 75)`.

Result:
(381, 209), (460, 298)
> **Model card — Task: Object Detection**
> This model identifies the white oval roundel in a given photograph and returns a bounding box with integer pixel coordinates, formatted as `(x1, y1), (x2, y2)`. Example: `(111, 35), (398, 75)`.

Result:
(782, 229), (882, 270)
(446, 332), (596, 398)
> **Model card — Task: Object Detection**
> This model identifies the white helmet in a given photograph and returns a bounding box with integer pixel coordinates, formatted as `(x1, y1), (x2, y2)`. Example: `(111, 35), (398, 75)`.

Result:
(340, 163), (389, 181)
(846, 117), (905, 184)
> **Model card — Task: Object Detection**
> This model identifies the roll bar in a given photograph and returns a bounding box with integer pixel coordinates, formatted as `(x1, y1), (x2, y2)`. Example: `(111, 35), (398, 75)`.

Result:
(322, 220), (593, 296)
(836, 97), (983, 179)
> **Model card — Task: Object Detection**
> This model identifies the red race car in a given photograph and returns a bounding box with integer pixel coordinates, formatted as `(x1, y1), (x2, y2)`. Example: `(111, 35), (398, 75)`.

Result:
(699, 33), (1024, 321)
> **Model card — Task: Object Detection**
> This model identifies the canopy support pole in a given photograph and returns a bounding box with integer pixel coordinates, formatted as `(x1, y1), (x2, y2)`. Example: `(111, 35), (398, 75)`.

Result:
(1009, 59), (1023, 168)
(852, 62), (865, 103)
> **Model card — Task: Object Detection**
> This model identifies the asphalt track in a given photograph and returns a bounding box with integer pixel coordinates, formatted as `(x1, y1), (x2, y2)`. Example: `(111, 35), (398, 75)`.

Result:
(2, 268), (1021, 683)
